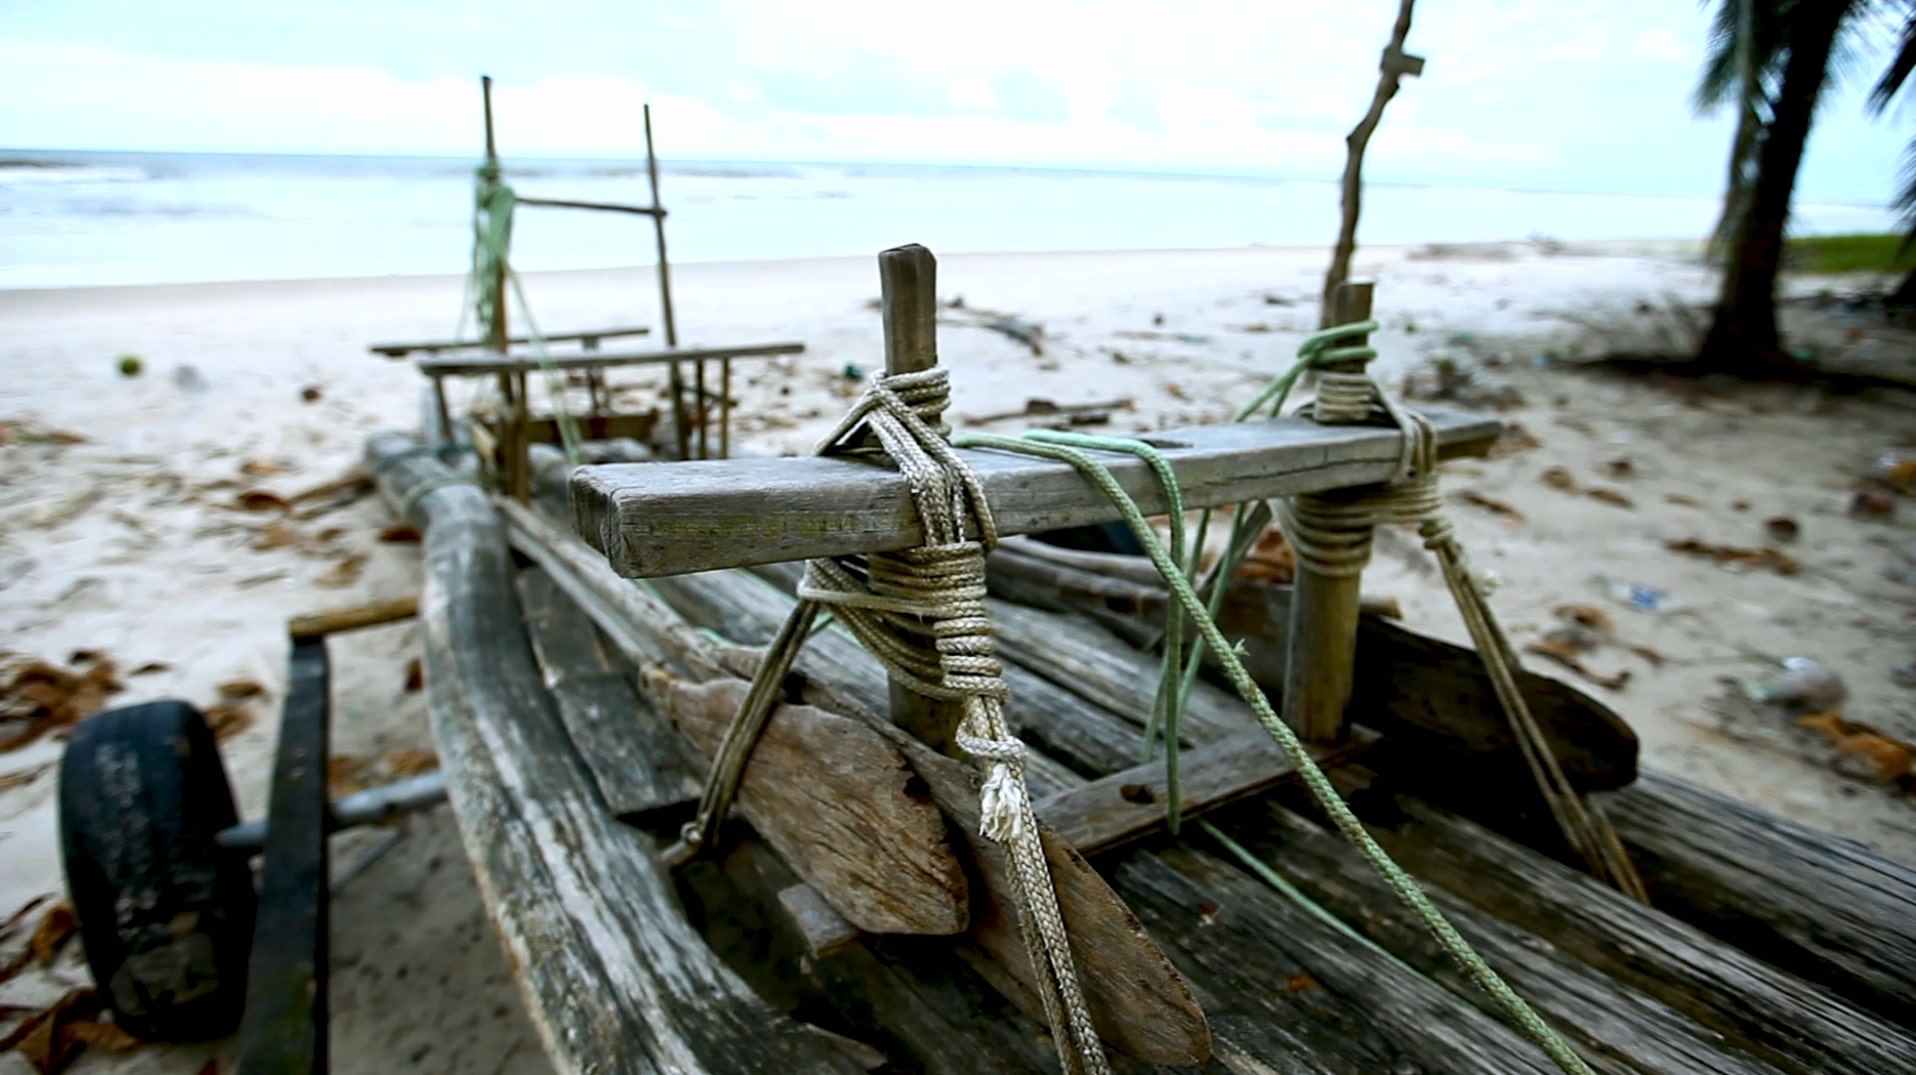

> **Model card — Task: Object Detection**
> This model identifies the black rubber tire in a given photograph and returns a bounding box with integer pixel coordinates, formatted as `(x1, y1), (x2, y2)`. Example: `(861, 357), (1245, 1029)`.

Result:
(59, 699), (257, 1041)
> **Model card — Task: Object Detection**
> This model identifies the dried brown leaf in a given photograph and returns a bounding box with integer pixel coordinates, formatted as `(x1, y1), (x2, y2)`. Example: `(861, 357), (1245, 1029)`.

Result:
(1835, 734), (1915, 783)
(1796, 710), (1850, 742)
(1524, 641), (1630, 690)
(404, 657), (424, 693)
(0, 895), (50, 941)
(1551, 604), (1615, 637)
(1540, 465), (1576, 491)
(1664, 538), (1799, 576)
(377, 524), (422, 544)
(383, 748), (439, 778)
(28, 904), (74, 968)
(1586, 487), (1634, 508)
(239, 460), (281, 478)
(61, 1020), (142, 1053)
(328, 755), (369, 798)
(315, 554), (368, 589)
(1487, 423), (1541, 458)
(234, 490), (290, 512)
(202, 704), (254, 743)
(1848, 490), (1895, 520)
(1458, 490), (1524, 523)
(1627, 644), (1667, 667)
(1161, 381), (1188, 401)
(0, 987), (100, 1073)
(0, 763), (52, 793)
(1604, 458), (1635, 479)
(130, 661), (170, 675)
(250, 522), (299, 551)
(1765, 516), (1800, 544)
(216, 680), (265, 701)
(1664, 493), (1701, 507)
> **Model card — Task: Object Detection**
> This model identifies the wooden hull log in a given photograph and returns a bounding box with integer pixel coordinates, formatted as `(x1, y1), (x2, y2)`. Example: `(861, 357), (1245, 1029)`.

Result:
(366, 433), (867, 1074)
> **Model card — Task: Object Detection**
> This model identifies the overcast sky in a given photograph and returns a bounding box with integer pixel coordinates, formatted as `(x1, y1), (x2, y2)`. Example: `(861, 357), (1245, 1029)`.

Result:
(0, 0), (1906, 203)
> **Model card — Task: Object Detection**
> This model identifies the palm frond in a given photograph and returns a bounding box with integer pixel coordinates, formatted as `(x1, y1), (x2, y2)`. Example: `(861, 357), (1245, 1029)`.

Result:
(1869, 10), (1916, 111)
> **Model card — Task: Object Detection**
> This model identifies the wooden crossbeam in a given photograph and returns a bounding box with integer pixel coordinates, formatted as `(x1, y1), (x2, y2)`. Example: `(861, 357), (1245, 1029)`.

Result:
(416, 341), (804, 377)
(516, 195), (665, 218)
(369, 325), (652, 357)
(573, 408), (1500, 578)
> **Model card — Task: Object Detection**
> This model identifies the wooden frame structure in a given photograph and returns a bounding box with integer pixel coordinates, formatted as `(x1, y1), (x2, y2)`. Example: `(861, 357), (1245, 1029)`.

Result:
(371, 75), (806, 498)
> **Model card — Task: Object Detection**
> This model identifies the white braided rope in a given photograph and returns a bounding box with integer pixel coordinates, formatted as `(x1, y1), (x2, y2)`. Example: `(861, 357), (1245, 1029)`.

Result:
(798, 369), (1113, 1075)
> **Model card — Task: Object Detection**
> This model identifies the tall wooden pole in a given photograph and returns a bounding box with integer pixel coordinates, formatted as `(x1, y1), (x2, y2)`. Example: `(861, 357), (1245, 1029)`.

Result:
(1283, 281), (1374, 744)
(643, 105), (691, 460)
(480, 75), (528, 500)
(875, 244), (960, 753)
(1320, 0), (1422, 329)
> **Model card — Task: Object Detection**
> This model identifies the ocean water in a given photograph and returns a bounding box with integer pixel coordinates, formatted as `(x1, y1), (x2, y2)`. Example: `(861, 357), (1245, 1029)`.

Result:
(0, 149), (1898, 290)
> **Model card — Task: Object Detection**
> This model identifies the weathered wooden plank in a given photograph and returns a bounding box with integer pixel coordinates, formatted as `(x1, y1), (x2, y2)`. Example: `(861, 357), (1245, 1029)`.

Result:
(1215, 577), (1639, 793)
(637, 669), (969, 936)
(1370, 793), (1916, 1075)
(367, 432), (865, 1075)
(1604, 769), (1916, 1028)
(1229, 803), (1790, 1075)
(370, 324), (652, 357)
(417, 341), (803, 376)
(574, 408), (1502, 578)
(1036, 729), (1375, 856)
(777, 884), (861, 959)
(1110, 847), (1565, 1074)
(518, 568), (699, 821)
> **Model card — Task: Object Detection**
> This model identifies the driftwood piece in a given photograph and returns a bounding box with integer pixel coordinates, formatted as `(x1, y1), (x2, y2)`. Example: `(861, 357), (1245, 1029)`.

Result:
(1321, 0), (1422, 326)
(637, 669), (969, 937)
(366, 432), (862, 1075)
(1112, 847), (1563, 1074)
(1369, 794), (1916, 1074)
(1035, 728), (1375, 856)
(518, 569), (699, 821)
(415, 341), (803, 376)
(1604, 770), (1916, 1027)
(1234, 804), (1788, 1075)
(574, 408), (1501, 578)
(287, 594), (419, 640)
(370, 324), (652, 357)
(495, 503), (1209, 1062)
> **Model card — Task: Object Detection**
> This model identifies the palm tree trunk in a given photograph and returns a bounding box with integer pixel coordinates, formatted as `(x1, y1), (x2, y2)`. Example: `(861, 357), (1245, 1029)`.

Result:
(1698, 0), (1855, 370)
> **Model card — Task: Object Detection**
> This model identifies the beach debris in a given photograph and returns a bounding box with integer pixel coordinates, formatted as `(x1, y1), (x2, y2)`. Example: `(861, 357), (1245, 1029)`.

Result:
(1665, 493), (1702, 507)
(235, 490), (291, 512)
(1595, 576), (1679, 613)
(202, 703), (255, 743)
(842, 363), (865, 381)
(1791, 710), (1915, 788)
(217, 679), (265, 701)
(115, 355), (142, 377)
(240, 459), (281, 478)
(1742, 657), (1847, 712)
(1235, 526), (1297, 585)
(1, 653), (123, 754)
(1524, 637), (1630, 690)
(0, 762), (53, 792)
(1552, 603), (1615, 638)
(315, 553), (368, 589)
(0, 421), (86, 447)
(250, 522), (299, 551)
(1262, 293), (1297, 306)
(970, 397), (1132, 428)
(1664, 538), (1799, 576)
(378, 523), (423, 544)
(0, 901), (75, 987)
(1400, 355), (1524, 410)
(404, 657), (425, 692)
(1457, 490), (1523, 523)
(0, 896), (50, 943)
(300, 385), (322, 403)
(1228, 322), (1276, 334)
(1540, 465), (1576, 491)
(1732, 499), (1751, 512)
(1487, 422), (1541, 457)
(1765, 516), (1801, 544)
(1848, 490), (1895, 520)
(384, 748), (440, 778)
(1604, 458), (1634, 479)
(287, 467), (373, 519)
(0, 988), (144, 1074)
(1586, 487), (1634, 508)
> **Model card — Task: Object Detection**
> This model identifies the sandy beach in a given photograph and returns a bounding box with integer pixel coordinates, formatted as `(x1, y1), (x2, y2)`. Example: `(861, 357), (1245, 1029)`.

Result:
(3, 243), (1914, 1074)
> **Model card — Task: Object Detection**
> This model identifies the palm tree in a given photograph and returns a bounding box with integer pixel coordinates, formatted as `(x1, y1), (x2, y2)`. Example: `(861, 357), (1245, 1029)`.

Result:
(1696, 0), (1866, 371)
(1866, 8), (1916, 302)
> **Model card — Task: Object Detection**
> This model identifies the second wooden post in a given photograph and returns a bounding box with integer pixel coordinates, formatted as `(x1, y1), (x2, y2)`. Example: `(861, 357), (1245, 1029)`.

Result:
(1282, 281), (1376, 744)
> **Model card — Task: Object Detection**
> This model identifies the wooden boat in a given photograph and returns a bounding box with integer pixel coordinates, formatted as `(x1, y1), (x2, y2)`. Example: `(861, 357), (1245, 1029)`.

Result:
(350, 247), (1916, 1074)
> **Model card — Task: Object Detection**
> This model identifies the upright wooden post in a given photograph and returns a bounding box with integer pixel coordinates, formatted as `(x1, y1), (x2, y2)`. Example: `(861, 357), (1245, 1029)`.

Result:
(643, 105), (691, 460)
(875, 244), (959, 753)
(480, 75), (527, 501)
(1320, 0), (1422, 329)
(1282, 281), (1374, 744)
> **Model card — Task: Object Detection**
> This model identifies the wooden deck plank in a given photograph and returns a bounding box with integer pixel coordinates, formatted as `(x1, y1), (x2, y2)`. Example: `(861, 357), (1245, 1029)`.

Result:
(574, 408), (1502, 578)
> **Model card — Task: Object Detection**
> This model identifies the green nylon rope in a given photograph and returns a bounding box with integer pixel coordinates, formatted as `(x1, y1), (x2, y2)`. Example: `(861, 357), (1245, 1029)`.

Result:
(953, 330), (1593, 1074)
(466, 163), (584, 467)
